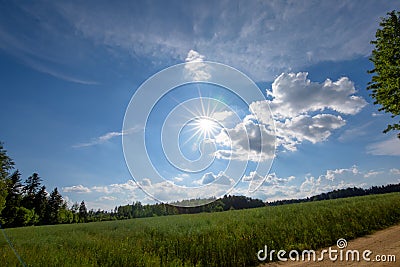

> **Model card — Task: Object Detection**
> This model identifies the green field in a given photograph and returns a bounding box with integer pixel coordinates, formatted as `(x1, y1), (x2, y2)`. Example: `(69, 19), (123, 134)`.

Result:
(1, 193), (400, 266)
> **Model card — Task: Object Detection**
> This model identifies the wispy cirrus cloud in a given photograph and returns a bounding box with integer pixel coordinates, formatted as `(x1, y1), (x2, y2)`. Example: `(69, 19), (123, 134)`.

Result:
(366, 136), (400, 156)
(73, 126), (142, 148)
(1, 1), (395, 81)
(73, 131), (123, 148)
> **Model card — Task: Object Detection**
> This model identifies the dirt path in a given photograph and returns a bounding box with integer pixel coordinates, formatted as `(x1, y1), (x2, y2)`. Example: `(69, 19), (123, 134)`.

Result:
(260, 224), (399, 266)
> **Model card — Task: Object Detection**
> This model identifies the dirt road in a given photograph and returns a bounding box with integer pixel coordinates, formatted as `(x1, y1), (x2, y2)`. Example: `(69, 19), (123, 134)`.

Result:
(260, 224), (399, 267)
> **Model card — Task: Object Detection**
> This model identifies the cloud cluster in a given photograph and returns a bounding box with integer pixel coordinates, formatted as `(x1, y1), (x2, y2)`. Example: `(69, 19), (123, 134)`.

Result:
(184, 50), (211, 81)
(62, 180), (138, 195)
(249, 72), (367, 151)
(194, 171), (235, 186)
(267, 72), (367, 118)
(235, 166), (371, 201)
(214, 116), (276, 161)
(63, 165), (400, 210)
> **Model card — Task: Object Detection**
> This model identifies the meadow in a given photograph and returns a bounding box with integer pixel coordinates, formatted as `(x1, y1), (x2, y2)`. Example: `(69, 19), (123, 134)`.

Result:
(1, 193), (400, 266)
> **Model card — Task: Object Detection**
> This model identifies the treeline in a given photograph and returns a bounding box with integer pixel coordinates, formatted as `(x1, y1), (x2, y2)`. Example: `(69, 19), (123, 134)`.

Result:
(114, 195), (265, 219)
(0, 143), (92, 227)
(2, 141), (400, 228)
(1, 171), (91, 227)
(268, 184), (400, 206)
(0, 142), (266, 227)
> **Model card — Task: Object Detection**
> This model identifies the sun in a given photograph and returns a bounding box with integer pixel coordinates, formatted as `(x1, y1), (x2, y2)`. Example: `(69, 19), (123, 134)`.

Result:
(193, 117), (219, 139)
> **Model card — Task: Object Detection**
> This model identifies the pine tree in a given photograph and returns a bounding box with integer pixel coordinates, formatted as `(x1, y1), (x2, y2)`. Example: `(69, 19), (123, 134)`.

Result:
(22, 173), (42, 210)
(0, 142), (14, 215)
(47, 188), (63, 224)
(79, 201), (88, 223)
(2, 170), (23, 226)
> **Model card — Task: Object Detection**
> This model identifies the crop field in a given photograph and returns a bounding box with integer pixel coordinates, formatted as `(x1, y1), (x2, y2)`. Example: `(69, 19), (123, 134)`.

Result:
(1, 193), (400, 266)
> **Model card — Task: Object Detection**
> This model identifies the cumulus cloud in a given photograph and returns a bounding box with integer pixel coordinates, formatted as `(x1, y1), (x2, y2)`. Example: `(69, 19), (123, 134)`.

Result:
(243, 172), (294, 185)
(364, 170), (384, 179)
(319, 166), (359, 181)
(214, 116), (276, 161)
(275, 114), (346, 151)
(94, 180), (138, 193)
(267, 72), (367, 118)
(248, 72), (366, 152)
(62, 185), (91, 193)
(184, 49), (211, 81)
(194, 171), (235, 186)
(390, 168), (400, 175)
(234, 166), (375, 201)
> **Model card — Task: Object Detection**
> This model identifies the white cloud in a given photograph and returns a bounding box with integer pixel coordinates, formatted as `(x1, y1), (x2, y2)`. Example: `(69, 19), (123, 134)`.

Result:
(211, 110), (236, 126)
(319, 166), (359, 181)
(62, 185), (91, 193)
(214, 116), (276, 161)
(185, 49), (205, 62)
(194, 171), (235, 186)
(73, 131), (123, 148)
(98, 196), (117, 201)
(235, 165), (379, 201)
(184, 50), (211, 81)
(274, 114), (346, 151)
(267, 72), (367, 119)
(138, 179), (232, 204)
(95, 180), (138, 193)
(364, 170), (384, 178)
(248, 72), (366, 151)
(366, 136), (400, 156)
(390, 168), (400, 175)
(172, 173), (190, 182)
(41, 1), (395, 80)
(243, 172), (294, 185)
(73, 127), (142, 148)
(372, 112), (383, 117)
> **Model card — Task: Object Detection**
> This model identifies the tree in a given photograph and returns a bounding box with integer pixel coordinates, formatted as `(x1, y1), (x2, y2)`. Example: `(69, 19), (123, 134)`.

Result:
(35, 186), (48, 224)
(22, 173), (42, 210)
(0, 142), (14, 215)
(368, 10), (400, 138)
(79, 201), (88, 222)
(2, 170), (23, 227)
(47, 187), (64, 224)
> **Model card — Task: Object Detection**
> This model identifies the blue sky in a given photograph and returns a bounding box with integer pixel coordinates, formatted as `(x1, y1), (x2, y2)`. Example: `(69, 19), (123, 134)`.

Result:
(1, 1), (399, 210)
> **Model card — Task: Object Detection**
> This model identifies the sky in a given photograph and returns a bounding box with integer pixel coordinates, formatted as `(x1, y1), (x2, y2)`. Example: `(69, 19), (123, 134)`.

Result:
(1, 0), (400, 211)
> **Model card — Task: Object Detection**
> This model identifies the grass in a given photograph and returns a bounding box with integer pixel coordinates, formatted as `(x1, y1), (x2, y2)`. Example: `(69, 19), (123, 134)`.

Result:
(1, 193), (400, 266)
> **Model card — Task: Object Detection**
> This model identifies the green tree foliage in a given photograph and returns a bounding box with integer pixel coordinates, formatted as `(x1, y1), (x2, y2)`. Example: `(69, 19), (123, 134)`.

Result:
(79, 201), (88, 222)
(368, 10), (400, 138)
(22, 173), (42, 210)
(2, 170), (23, 227)
(0, 142), (14, 215)
(47, 188), (64, 224)
(35, 186), (48, 222)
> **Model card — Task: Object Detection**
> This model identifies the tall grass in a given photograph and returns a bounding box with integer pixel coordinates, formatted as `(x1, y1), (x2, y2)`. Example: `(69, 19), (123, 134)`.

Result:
(1, 193), (400, 266)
